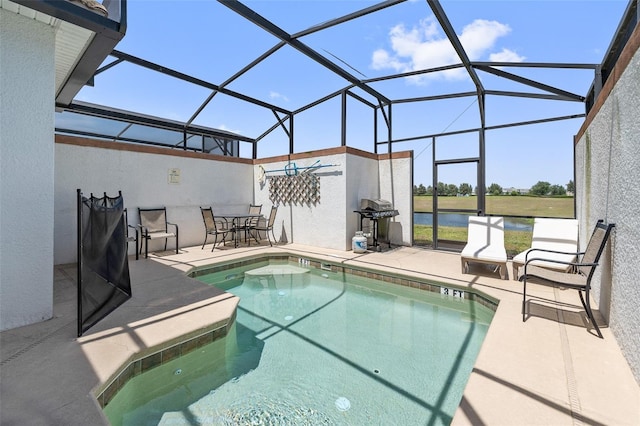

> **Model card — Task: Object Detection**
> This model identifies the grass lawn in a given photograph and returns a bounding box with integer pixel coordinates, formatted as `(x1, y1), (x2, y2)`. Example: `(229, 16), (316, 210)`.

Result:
(414, 195), (574, 218)
(414, 225), (532, 257)
(412, 195), (573, 256)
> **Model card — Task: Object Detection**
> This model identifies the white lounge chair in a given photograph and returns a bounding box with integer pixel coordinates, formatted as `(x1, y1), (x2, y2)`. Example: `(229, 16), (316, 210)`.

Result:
(512, 218), (579, 279)
(461, 216), (508, 280)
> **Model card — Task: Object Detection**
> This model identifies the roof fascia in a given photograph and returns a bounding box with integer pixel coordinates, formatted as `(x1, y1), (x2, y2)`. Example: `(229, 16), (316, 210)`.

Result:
(11, 0), (128, 108)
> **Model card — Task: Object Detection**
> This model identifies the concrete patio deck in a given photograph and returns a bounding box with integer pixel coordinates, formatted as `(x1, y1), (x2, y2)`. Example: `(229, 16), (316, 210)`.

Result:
(1, 243), (638, 425)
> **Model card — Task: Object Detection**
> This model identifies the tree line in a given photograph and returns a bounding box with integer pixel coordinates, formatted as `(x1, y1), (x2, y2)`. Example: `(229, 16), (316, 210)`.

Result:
(413, 180), (575, 196)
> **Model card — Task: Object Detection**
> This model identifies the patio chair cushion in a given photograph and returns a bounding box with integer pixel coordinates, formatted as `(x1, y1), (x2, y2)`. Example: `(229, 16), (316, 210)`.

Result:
(512, 218), (578, 278)
(461, 244), (508, 263)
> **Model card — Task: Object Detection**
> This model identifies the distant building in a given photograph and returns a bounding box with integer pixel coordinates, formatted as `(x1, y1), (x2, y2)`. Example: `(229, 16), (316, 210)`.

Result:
(503, 187), (530, 195)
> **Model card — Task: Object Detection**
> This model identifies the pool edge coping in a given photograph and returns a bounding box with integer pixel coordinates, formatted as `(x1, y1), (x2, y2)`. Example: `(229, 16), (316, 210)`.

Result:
(96, 250), (500, 412)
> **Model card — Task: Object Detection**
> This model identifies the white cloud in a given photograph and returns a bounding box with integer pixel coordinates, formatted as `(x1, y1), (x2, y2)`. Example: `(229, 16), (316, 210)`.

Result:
(489, 48), (525, 62)
(372, 49), (405, 73)
(371, 17), (517, 84)
(458, 19), (511, 58)
(269, 91), (289, 102)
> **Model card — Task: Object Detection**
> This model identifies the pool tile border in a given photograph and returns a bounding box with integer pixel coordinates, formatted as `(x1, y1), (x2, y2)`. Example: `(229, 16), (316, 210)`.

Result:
(95, 310), (236, 409)
(190, 254), (499, 311)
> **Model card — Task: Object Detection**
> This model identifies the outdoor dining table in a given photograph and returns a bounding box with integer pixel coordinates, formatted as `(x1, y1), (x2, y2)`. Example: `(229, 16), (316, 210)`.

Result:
(218, 212), (264, 247)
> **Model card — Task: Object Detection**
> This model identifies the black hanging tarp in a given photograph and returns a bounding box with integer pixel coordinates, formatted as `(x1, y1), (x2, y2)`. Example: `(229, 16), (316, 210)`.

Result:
(77, 189), (132, 337)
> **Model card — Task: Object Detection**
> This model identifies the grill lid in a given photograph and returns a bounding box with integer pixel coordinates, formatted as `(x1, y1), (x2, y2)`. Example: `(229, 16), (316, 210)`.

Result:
(360, 198), (393, 211)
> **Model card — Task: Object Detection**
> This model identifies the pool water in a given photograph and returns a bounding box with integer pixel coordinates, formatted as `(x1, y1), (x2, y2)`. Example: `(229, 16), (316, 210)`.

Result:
(104, 261), (494, 425)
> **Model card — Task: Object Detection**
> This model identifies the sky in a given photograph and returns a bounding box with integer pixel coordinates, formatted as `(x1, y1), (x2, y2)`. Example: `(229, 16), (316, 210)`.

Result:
(74, 0), (630, 190)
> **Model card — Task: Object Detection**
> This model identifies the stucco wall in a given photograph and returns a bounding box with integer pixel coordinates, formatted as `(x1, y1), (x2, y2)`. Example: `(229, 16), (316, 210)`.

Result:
(253, 153), (348, 249)
(254, 148), (413, 251)
(55, 142), (413, 261)
(575, 25), (640, 383)
(54, 138), (255, 264)
(379, 153), (413, 246)
(0, 10), (55, 330)
(345, 152), (383, 248)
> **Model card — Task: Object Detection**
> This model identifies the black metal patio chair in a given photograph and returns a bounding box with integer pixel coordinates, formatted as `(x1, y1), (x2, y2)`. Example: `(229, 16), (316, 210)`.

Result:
(123, 208), (139, 260)
(518, 220), (615, 338)
(138, 207), (179, 258)
(241, 204), (262, 245)
(249, 205), (278, 246)
(200, 207), (233, 251)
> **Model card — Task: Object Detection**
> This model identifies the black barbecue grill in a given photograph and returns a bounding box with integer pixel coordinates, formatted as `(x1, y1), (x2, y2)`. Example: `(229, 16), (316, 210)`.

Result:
(354, 199), (399, 251)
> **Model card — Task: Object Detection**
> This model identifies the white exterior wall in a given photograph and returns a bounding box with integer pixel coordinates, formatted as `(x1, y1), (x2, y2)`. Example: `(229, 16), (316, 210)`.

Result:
(575, 30), (640, 382)
(253, 153), (349, 250)
(0, 10), (56, 330)
(254, 149), (412, 251)
(54, 141), (254, 264)
(55, 143), (413, 262)
(379, 155), (413, 246)
(345, 153), (381, 248)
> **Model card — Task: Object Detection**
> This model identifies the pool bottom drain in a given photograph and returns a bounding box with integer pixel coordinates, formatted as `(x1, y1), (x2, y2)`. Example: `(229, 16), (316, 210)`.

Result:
(335, 397), (351, 411)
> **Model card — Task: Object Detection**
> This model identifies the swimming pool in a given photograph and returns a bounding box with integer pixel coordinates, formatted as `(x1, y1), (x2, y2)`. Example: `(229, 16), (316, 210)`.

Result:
(103, 258), (495, 425)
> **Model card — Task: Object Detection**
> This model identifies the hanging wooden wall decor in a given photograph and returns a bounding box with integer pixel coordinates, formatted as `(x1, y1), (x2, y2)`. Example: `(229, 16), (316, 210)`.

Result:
(269, 173), (320, 206)
(261, 160), (338, 206)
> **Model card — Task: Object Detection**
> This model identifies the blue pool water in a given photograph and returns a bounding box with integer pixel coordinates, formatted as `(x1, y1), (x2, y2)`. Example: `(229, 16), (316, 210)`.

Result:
(104, 260), (495, 425)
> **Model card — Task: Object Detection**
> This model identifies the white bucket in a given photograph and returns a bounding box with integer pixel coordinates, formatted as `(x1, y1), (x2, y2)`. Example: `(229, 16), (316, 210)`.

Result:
(352, 231), (367, 253)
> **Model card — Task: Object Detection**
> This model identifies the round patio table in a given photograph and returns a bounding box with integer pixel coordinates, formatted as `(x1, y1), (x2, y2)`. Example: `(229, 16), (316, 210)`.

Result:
(218, 213), (263, 247)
